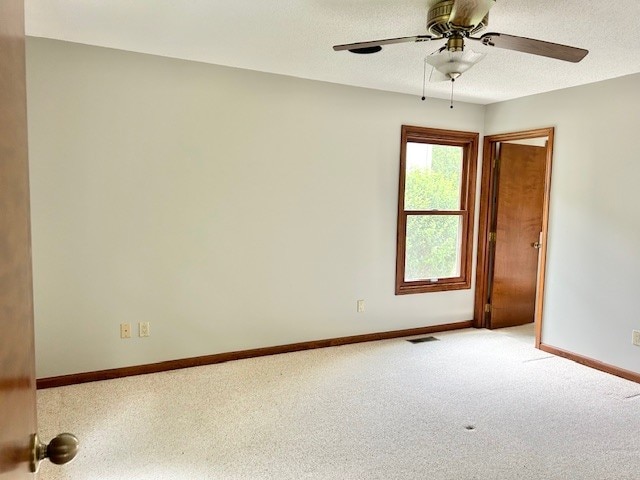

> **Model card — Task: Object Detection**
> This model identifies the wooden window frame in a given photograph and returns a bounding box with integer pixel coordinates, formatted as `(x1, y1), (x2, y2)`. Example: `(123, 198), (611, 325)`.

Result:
(395, 126), (479, 295)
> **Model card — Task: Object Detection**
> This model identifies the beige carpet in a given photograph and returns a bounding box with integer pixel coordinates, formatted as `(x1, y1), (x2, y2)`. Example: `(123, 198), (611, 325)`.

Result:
(37, 325), (640, 479)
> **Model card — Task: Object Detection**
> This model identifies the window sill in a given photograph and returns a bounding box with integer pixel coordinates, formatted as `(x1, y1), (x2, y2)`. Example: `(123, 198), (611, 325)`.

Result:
(395, 279), (471, 295)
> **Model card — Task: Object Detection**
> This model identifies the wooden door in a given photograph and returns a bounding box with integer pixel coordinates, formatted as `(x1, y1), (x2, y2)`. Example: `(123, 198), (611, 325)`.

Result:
(489, 143), (546, 328)
(0, 1), (38, 478)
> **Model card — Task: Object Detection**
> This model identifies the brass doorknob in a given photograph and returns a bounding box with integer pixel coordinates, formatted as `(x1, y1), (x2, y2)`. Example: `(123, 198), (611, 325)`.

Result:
(30, 433), (79, 473)
(531, 241), (543, 249)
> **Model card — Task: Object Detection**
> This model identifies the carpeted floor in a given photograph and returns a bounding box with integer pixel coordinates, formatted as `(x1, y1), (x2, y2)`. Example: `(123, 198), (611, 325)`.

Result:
(37, 325), (640, 479)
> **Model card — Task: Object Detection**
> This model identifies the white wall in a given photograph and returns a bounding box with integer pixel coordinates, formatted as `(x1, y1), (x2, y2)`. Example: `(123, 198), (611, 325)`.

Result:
(486, 73), (640, 374)
(26, 38), (485, 378)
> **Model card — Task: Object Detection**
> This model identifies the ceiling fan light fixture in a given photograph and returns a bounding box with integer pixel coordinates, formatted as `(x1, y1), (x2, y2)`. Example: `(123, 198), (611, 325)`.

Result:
(426, 49), (486, 80)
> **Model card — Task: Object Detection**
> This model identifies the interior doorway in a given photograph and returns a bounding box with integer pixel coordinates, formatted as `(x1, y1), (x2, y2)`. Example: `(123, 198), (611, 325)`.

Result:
(474, 128), (555, 348)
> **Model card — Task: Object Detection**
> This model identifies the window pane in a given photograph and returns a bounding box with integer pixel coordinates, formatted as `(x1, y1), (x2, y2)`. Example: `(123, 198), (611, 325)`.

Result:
(404, 215), (462, 281)
(404, 143), (463, 211)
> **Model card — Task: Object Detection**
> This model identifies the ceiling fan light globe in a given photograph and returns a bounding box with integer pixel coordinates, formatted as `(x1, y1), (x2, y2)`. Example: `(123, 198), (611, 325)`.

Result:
(426, 49), (485, 79)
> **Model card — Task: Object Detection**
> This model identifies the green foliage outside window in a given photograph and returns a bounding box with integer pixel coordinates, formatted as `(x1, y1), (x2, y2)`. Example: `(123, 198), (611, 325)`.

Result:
(404, 145), (463, 281)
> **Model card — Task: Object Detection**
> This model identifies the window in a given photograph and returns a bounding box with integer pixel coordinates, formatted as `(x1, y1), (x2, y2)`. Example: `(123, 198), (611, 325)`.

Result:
(396, 126), (479, 294)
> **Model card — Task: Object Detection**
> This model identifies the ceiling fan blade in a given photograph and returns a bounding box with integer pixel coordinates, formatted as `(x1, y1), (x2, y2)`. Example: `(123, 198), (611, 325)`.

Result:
(475, 32), (588, 63)
(333, 35), (433, 52)
(449, 0), (495, 28)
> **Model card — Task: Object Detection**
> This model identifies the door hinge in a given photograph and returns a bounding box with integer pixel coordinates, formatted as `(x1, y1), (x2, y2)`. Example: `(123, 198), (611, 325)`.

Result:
(489, 232), (496, 243)
(484, 303), (491, 313)
(493, 157), (499, 169)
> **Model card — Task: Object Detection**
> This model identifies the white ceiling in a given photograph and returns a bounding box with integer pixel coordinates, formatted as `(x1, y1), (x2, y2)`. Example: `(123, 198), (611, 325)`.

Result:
(25, 0), (640, 105)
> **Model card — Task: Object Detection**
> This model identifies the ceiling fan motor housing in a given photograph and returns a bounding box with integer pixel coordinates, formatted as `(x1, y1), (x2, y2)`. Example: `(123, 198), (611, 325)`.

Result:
(427, 0), (488, 36)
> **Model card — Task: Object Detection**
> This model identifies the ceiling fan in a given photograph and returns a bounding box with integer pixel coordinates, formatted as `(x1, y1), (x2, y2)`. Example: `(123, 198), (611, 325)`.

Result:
(333, 0), (588, 85)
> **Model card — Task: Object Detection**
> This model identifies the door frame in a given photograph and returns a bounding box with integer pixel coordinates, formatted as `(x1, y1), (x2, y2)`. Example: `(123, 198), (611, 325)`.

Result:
(473, 127), (555, 347)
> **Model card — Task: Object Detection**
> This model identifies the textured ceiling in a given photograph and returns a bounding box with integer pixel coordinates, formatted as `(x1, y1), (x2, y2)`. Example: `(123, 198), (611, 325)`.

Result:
(25, 0), (640, 104)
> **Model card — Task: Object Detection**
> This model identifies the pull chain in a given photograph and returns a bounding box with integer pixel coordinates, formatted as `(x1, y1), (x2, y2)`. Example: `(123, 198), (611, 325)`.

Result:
(421, 58), (427, 101)
(450, 78), (455, 109)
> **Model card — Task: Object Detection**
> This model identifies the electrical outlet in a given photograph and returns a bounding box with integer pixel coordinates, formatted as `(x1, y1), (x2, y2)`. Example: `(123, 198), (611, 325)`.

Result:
(120, 323), (131, 339)
(357, 299), (365, 313)
(139, 322), (150, 337)
(632, 330), (640, 347)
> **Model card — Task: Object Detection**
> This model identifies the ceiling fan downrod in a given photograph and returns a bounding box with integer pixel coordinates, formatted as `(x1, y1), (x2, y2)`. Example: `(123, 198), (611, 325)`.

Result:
(446, 33), (465, 53)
